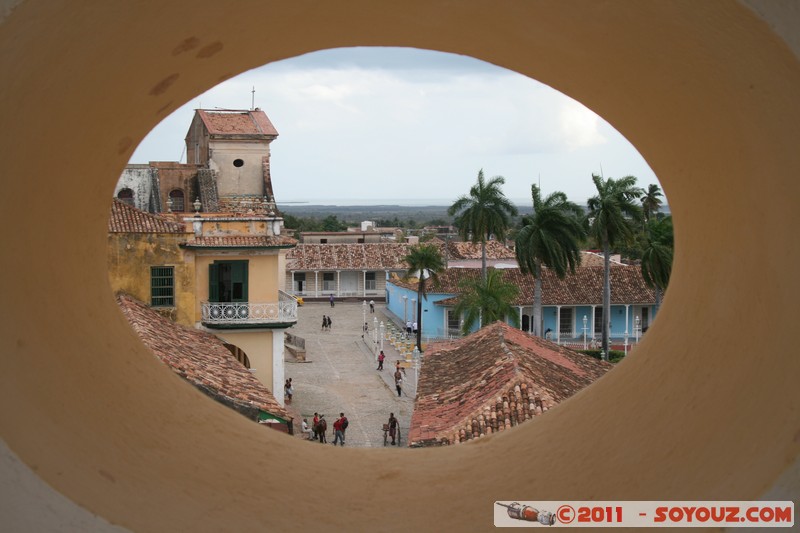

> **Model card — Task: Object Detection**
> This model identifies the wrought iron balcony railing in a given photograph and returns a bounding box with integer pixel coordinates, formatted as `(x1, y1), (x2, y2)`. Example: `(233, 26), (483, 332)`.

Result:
(201, 291), (297, 327)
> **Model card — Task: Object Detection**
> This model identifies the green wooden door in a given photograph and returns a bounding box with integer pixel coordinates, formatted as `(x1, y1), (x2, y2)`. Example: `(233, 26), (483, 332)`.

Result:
(209, 260), (248, 303)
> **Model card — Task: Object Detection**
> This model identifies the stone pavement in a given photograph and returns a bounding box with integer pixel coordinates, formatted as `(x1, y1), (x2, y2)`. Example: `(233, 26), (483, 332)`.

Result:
(284, 301), (418, 448)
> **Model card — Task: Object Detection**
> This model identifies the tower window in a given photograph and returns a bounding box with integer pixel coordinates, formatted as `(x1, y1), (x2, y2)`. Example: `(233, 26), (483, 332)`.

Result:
(169, 189), (185, 212)
(117, 188), (134, 206)
(233, 159), (244, 168)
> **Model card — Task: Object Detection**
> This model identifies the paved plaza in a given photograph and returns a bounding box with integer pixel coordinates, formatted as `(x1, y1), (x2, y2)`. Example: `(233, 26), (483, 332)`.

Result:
(284, 301), (418, 448)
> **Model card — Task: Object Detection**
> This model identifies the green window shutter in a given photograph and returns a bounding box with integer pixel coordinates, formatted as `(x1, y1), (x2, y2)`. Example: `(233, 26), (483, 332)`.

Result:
(231, 260), (248, 302)
(150, 266), (174, 307)
(208, 263), (220, 302)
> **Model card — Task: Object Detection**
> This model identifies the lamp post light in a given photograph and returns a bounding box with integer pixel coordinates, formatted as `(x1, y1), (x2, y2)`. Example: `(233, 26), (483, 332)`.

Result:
(193, 197), (201, 213)
(379, 321), (385, 352)
(582, 315), (588, 350)
(373, 316), (379, 344)
(362, 300), (367, 329)
(624, 322), (629, 356)
(635, 316), (641, 344)
(402, 295), (408, 325)
(412, 299), (417, 323)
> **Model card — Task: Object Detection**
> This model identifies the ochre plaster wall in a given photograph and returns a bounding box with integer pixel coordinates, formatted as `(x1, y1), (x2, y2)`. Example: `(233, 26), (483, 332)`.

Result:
(1, 1), (798, 532)
(214, 329), (276, 398)
(107, 233), (196, 326)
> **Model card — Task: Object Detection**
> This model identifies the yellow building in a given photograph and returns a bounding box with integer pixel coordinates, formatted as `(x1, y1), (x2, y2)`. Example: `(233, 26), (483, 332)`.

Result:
(108, 109), (298, 403)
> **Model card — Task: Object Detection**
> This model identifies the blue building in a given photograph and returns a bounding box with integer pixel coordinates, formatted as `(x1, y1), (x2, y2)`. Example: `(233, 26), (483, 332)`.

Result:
(386, 265), (656, 349)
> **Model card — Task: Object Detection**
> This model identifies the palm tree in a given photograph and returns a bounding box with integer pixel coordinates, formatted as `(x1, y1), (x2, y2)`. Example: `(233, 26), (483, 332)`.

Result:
(515, 184), (585, 337)
(448, 170), (518, 281)
(641, 183), (664, 223)
(641, 216), (674, 313)
(403, 243), (445, 352)
(586, 174), (644, 359)
(453, 268), (519, 334)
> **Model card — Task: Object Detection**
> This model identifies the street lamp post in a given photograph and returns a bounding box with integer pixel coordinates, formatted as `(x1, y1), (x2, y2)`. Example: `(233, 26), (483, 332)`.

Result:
(379, 321), (385, 352)
(362, 300), (367, 331)
(402, 295), (408, 325)
(635, 316), (641, 344)
(373, 316), (378, 344)
(582, 315), (588, 350)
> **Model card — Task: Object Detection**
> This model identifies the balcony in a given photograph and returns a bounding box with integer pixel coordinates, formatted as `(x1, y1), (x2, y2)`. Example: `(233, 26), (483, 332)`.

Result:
(201, 291), (297, 328)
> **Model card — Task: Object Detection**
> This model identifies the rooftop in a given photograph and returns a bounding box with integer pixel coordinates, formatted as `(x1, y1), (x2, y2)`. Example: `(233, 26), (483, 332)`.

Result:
(108, 199), (187, 234)
(195, 108), (278, 138)
(408, 321), (611, 446)
(116, 294), (290, 422)
(287, 243), (411, 270)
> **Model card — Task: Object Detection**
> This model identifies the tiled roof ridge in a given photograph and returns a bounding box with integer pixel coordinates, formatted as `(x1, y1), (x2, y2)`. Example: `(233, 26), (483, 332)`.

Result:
(409, 321), (610, 447)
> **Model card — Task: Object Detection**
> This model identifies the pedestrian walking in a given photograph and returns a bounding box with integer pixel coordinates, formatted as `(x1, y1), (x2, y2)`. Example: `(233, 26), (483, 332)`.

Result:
(377, 350), (385, 371)
(369, 300), (375, 313)
(394, 369), (403, 397)
(327, 316), (332, 330)
(332, 412), (348, 446)
(388, 413), (398, 445)
(321, 315), (327, 331)
(405, 321), (412, 338)
(316, 414), (327, 443)
(329, 294), (335, 307)
(312, 412), (319, 440)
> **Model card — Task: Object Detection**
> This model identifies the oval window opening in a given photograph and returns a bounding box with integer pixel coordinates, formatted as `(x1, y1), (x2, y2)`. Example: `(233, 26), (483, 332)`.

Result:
(113, 46), (670, 448)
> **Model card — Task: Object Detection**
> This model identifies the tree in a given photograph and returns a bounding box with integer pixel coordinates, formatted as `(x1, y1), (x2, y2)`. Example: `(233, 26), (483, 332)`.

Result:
(515, 184), (585, 337)
(641, 183), (664, 223)
(641, 216), (674, 312)
(586, 174), (644, 359)
(453, 268), (519, 334)
(403, 244), (445, 352)
(448, 170), (518, 281)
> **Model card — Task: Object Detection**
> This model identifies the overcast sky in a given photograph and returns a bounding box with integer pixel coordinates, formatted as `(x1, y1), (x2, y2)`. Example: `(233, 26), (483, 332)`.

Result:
(129, 47), (661, 206)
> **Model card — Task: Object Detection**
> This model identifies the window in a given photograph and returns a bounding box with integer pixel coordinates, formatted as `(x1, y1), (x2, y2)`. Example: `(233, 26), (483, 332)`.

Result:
(169, 189), (185, 212)
(594, 307), (603, 335)
(447, 309), (460, 331)
(117, 188), (134, 206)
(323, 272), (335, 291)
(559, 307), (573, 335)
(233, 159), (244, 168)
(208, 261), (248, 302)
(151, 266), (175, 307)
(320, 239), (328, 244)
(365, 272), (376, 290)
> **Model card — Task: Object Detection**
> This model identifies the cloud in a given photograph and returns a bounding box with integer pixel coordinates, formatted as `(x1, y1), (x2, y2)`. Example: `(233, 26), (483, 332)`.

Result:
(129, 47), (659, 205)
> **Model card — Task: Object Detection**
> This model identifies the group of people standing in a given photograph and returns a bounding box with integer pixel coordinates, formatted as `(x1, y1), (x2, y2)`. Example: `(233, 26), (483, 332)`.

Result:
(321, 315), (333, 331)
(303, 412), (348, 446)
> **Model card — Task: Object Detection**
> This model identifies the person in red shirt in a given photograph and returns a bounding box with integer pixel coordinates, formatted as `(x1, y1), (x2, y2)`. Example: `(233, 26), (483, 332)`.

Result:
(332, 412), (348, 446)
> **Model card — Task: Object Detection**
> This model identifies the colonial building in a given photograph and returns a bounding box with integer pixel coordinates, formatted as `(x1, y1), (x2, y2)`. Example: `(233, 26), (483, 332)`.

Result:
(408, 321), (611, 447)
(386, 259), (655, 347)
(285, 243), (409, 298)
(108, 108), (297, 404)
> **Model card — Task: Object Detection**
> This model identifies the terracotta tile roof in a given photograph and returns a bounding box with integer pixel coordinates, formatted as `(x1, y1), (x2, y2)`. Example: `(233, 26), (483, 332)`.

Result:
(579, 251), (624, 267)
(394, 266), (655, 305)
(116, 294), (289, 422)
(196, 109), (278, 137)
(108, 199), (186, 233)
(408, 322), (611, 447)
(435, 240), (516, 260)
(183, 235), (297, 248)
(287, 243), (410, 270)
